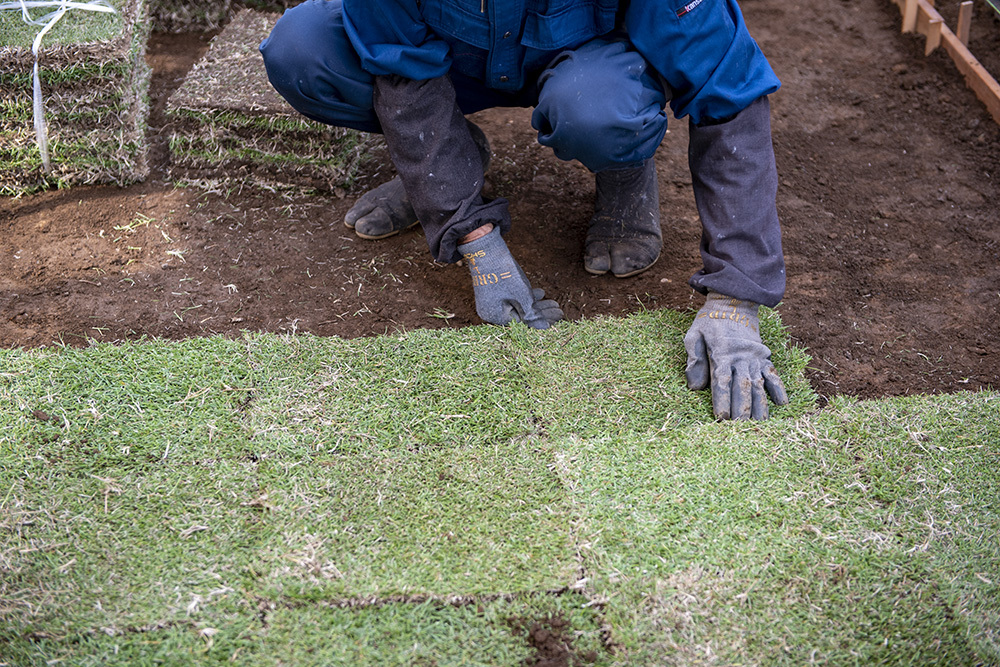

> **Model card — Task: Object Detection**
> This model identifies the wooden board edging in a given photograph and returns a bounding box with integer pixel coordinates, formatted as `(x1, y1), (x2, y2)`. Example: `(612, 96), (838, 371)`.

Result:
(890, 0), (1000, 125)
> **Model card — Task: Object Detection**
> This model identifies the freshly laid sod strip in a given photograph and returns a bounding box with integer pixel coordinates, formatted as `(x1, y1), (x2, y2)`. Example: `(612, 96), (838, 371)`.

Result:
(243, 330), (545, 454)
(246, 435), (580, 600)
(515, 308), (815, 436)
(0, 0), (150, 195)
(0, 337), (252, 470)
(242, 310), (813, 456)
(0, 444), (576, 629)
(0, 593), (607, 666)
(1, 313), (997, 665)
(165, 10), (384, 193)
(562, 392), (1000, 665)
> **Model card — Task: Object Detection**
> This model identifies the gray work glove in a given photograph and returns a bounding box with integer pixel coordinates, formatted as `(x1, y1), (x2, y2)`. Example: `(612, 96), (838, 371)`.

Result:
(458, 226), (563, 329)
(684, 292), (789, 420)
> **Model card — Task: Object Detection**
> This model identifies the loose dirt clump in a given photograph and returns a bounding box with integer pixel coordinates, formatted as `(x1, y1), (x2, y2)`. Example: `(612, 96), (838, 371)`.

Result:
(508, 614), (600, 667)
(2, 0), (999, 404)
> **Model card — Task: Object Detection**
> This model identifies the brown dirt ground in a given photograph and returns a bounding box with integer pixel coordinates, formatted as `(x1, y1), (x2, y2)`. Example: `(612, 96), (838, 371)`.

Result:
(2, 0), (999, 406)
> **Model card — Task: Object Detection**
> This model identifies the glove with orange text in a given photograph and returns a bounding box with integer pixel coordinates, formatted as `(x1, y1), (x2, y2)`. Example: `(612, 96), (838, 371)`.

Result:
(684, 292), (788, 420)
(458, 226), (563, 329)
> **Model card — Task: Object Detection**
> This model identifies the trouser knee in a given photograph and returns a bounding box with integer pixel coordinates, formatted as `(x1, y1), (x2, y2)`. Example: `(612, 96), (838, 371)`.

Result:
(259, 0), (380, 132)
(531, 39), (668, 172)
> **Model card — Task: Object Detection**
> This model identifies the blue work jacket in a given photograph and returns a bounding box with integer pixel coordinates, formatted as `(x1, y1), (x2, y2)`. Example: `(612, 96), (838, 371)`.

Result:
(342, 0), (780, 124)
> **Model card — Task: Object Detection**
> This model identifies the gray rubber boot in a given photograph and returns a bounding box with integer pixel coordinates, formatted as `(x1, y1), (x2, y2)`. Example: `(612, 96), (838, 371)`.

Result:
(584, 158), (662, 278)
(344, 120), (491, 240)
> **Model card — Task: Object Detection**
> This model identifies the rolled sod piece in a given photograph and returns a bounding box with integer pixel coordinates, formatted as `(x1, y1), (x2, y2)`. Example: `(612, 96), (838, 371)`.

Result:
(165, 9), (385, 193)
(0, 0), (151, 195)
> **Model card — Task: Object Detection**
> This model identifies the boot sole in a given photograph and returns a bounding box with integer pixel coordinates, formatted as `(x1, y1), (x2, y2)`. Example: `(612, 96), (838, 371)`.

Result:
(346, 219), (420, 240)
(583, 251), (661, 278)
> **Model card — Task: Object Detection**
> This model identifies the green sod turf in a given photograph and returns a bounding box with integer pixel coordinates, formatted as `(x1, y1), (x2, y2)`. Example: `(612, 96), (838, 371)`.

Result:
(514, 308), (815, 436)
(560, 393), (1000, 664)
(0, 593), (608, 666)
(0, 0), (126, 49)
(1, 313), (997, 665)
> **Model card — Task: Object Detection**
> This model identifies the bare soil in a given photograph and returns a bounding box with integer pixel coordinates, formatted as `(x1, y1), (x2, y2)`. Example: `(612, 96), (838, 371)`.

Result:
(510, 614), (600, 666)
(2, 0), (999, 405)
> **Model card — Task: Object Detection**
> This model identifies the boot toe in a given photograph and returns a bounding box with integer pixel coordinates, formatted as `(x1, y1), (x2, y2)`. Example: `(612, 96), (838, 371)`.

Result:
(610, 242), (661, 278)
(343, 201), (370, 229)
(583, 241), (612, 275)
(344, 176), (418, 237)
(354, 209), (416, 240)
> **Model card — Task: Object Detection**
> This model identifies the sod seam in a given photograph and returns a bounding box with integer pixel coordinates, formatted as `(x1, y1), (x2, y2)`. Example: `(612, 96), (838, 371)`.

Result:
(1, 322), (996, 665)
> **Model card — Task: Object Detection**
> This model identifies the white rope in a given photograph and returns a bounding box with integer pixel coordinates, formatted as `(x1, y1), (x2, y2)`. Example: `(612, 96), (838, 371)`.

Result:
(1, 0), (118, 173)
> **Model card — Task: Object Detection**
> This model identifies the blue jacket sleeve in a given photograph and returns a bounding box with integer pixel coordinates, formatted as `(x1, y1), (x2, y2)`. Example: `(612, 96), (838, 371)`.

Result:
(342, 0), (452, 80)
(625, 0), (780, 124)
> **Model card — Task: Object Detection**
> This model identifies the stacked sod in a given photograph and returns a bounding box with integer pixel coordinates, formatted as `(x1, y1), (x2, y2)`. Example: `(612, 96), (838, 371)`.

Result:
(147, 0), (232, 32)
(241, 0), (304, 12)
(147, 0), (304, 32)
(165, 9), (384, 193)
(0, 0), (151, 195)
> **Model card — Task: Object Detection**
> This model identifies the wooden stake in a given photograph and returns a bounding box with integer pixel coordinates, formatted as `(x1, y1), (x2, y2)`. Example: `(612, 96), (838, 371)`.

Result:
(925, 16), (944, 54)
(903, 0), (919, 31)
(957, 1), (973, 45)
(888, 0), (1000, 125)
(942, 30), (1000, 124)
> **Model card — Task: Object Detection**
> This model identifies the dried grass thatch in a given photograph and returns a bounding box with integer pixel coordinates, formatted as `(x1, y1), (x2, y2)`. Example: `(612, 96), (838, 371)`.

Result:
(165, 9), (385, 193)
(147, 0), (232, 33)
(147, 1), (305, 34)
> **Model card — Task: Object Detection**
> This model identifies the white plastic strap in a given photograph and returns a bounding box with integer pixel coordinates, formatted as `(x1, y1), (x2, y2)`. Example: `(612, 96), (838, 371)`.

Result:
(0, 0), (118, 173)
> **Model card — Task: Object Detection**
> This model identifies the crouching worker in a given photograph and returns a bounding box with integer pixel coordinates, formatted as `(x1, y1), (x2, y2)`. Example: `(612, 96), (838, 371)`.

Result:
(259, 0), (790, 420)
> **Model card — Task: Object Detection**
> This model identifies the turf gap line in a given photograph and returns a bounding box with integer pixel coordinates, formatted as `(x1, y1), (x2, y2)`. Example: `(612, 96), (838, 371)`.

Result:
(19, 617), (199, 642)
(249, 585), (605, 613)
(551, 450), (596, 594)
